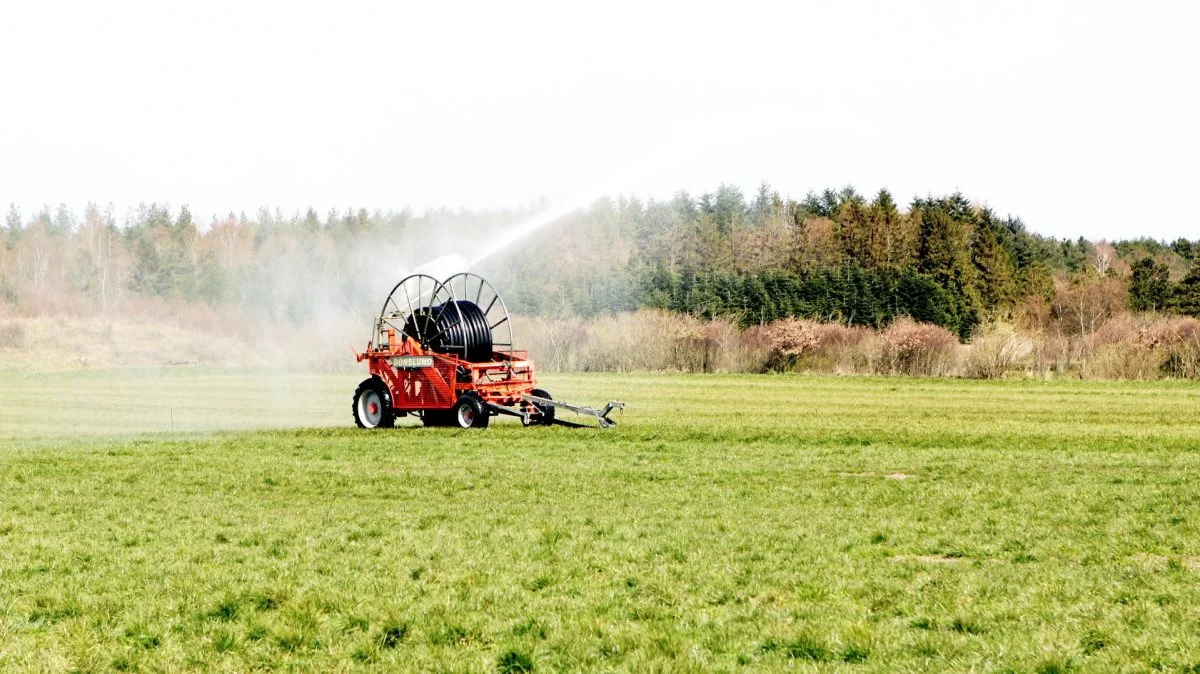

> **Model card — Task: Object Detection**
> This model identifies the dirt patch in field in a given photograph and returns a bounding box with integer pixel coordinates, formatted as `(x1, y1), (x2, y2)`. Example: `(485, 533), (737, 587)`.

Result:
(893, 555), (966, 565)
(892, 555), (1005, 565)
(838, 472), (917, 480)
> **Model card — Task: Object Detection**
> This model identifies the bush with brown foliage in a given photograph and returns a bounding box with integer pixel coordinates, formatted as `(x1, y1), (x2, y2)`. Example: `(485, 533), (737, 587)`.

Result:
(764, 318), (820, 369)
(1161, 328), (1200, 379)
(811, 322), (876, 374)
(1138, 316), (1200, 379)
(760, 319), (881, 374)
(516, 310), (765, 373)
(877, 318), (960, 376)
(964, 324), (1027, 379)
(1072, 314), (1200, 380)
(515, 309), (1200, 380)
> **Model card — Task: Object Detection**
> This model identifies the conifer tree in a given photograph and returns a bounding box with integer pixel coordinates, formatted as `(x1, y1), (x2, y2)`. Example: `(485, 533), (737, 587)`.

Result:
(4, 204), (20, 247)
(1171, 264), (1200, 317)
(1128, 257), (1172, 312)
(973, 218), (1016, 313)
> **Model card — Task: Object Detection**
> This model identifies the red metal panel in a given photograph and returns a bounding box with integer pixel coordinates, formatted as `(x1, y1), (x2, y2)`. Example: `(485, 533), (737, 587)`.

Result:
(378, 358), (456, 410)
(366, 345), (540, 412)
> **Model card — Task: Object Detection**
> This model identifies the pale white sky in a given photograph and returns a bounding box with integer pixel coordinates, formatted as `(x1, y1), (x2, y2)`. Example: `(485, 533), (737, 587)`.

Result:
(1, 0), (1196, 240)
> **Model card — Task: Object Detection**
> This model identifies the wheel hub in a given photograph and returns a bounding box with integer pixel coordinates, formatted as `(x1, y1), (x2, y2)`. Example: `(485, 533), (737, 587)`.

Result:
(359, 391), (383, 427)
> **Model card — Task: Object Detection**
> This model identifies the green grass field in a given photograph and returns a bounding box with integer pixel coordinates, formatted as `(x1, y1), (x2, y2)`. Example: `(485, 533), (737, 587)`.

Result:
(2, 369), (1200, 672)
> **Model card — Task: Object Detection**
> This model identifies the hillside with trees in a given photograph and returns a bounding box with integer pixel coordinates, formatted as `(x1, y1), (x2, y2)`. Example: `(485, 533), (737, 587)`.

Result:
(479, 184), (1198, 337)
(1, 184), (1198, 373)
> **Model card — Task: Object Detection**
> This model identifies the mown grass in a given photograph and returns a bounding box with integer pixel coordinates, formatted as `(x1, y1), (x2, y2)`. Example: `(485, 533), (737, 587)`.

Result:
(1, 370), (1200, 671)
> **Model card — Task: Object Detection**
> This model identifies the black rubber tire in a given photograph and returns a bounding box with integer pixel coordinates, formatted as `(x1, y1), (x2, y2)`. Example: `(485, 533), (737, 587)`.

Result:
(525, 388), (555, 426)
(352, 377), (395, 429)
(451, 395), (489, 429)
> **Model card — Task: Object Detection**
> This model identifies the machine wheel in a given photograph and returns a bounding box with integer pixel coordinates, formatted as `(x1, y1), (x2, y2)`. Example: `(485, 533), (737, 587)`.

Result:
(524, 388), (555, 426)
(451, 395), (489, 429)
(353, 378), (395, 429)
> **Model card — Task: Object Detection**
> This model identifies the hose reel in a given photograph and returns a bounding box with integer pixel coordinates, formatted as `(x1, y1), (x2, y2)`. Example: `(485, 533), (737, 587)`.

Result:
(404, 300), (492, 362)
(376, 272), (514, 364)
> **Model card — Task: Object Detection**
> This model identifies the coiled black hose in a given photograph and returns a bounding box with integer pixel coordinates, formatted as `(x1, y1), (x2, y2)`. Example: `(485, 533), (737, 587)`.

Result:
(403, 300), (493, 362)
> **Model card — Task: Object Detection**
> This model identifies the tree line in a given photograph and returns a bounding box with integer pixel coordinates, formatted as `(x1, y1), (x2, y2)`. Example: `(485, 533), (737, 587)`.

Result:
(482, 184), (1199, 339)
(2, 185), (1197, 340)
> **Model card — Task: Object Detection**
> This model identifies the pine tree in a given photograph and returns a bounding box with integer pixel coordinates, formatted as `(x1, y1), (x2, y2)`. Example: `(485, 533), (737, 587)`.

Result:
(129, 237), (166, 297)
(750, 180), (774, 224)
(302, 208), (321, 234)
(1172, 238), (1195, 261)
(916, 199), (977, 292)
(798, 191), (828, 218)
(819, 188), (839, 216)
(914, 197), (982, 336)
(4, 204), (20, 247)
(671, 191), (696, 221)
(838, 198), (873, 267)
(1128, 257), (1172, 312)
(973, 223), (1016, 313)
(1171, 264), (1200, 317)
(51, 204), (75, 237)
(694, 212), (733, 273)
(712, 184), (746, 236)
(867, 188), (906, 269)
(176, 204), (193, 230)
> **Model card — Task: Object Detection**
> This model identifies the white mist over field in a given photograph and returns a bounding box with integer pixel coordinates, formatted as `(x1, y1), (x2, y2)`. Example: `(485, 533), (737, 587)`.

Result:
(272, 194), (598, 372)
(0, 197), (596, 436)
(413, 193), (596, 280)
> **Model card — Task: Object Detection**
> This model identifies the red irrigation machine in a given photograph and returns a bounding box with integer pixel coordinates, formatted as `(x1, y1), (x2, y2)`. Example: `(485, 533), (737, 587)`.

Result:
(353, 272), (622, 429)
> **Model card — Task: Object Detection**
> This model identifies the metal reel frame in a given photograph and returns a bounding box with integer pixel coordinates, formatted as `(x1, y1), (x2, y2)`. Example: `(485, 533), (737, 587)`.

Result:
(375, 273), (465, 353)
(439, 272), (515, 365)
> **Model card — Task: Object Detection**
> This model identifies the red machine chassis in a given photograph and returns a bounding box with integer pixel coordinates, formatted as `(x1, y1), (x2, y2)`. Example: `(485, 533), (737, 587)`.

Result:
(357, 327), (536, 412)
